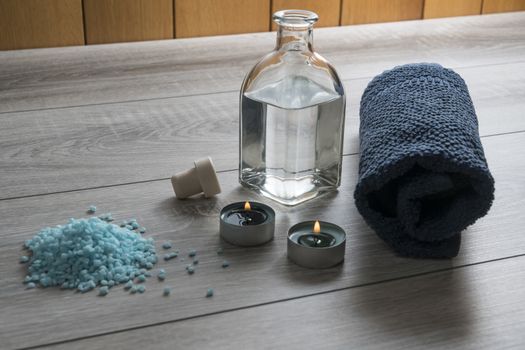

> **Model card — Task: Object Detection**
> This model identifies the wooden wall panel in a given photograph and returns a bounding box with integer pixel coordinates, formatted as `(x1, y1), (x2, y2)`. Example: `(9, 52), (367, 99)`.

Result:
(83, 0), (173, 45)
(482, 0), (525, 13)
(0, 0), (84, 50)
(341, 0), (423, 25)
(175, 0), (270, 38)
(271, 0), (341, 29)
(424, 0), (482, 19)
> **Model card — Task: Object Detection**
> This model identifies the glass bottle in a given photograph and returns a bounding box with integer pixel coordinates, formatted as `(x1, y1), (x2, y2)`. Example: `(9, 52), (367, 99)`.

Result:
(239, 10), (346, 206)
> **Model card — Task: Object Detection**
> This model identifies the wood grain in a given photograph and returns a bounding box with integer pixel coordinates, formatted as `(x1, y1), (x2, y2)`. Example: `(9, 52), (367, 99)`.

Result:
(0, 62), (523, 199)
(83, 0), (173, 44)
(1, 13), (524, 113)
(47, 256), (525, 350)
(424, 0), (482, 19)
(482, 0), (525, 13)
(0, 0), (84, 50)
(175, 0), (270, 38)
(0, 132), (524, 349)
(341, 0), (423, 25)
(271, 0), (341, 29)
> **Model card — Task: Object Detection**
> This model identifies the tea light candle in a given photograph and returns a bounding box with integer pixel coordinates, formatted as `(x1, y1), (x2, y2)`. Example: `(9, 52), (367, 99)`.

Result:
(287, 220), (346, 268)
(220, 201), (275, 246)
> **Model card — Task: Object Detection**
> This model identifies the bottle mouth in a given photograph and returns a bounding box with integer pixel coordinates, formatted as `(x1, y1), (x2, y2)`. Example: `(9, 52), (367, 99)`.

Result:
(272, 9), (319, 28)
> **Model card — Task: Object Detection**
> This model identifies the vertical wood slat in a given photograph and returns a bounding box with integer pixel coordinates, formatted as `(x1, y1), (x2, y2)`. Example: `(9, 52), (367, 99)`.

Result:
(424, 0), (482, 19)
(482, 0), (525, 13)
(341, 0), (424, 25)
(271, 0), (341, 29)
(0, 0), (84, 50)
(175, 0), (270, 38)
(83, 0), (173, 45)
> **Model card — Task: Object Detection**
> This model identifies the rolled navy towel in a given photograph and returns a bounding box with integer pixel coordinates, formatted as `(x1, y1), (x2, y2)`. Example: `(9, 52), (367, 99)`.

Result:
(354, 63), (494, 258)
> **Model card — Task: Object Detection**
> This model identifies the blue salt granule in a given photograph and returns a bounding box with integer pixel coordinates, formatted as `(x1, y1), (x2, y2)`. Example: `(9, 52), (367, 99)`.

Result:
(120, 221), (127, 227)
(99, 286), (109, 296)
(138, 227), (146, 234)
(22, 217), (157, 291)
(192, 259), (199, 265)
(216, 248), (223, 255)
(163, 252), (178, 261)
(186, 265), (194, 275)
(162, 241), (172, 250)
(188, 249), (197, 257)
(131, 222), (139, 229)
(157, 269), (166, 281)
(206, 288), (214, 298)
(137, 285), (145, 293)
(19, 256), (29, 263)
(130, 286), (138, 294)
(98, 213), (113, 222)
(88, 205), (97, 214)
(124, 281), (133, 290)
(26, 282), (36, 289)
(221, 260), (230, 268)
(163, 287), (171, 296)
(137, 274), (146, 283)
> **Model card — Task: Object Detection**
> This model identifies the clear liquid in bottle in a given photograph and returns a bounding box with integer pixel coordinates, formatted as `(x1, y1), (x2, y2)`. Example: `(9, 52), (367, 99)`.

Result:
(240, 76), (345, 206)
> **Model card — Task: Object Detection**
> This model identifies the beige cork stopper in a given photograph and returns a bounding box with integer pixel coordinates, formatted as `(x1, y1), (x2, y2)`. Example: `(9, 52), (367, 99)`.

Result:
(171, 157), (221, 199)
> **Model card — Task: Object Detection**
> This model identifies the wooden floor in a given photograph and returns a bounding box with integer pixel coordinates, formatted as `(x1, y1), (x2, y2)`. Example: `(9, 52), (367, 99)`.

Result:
(0, 13), (524, 350)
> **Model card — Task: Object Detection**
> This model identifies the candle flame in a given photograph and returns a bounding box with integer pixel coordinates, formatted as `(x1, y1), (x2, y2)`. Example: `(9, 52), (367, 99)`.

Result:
(244, 201), (251, 211)
(313, 220), (321, 234)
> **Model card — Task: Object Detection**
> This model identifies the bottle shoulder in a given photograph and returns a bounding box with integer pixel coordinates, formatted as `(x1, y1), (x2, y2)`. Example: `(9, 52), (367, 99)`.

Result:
(241, 50), (344, 101)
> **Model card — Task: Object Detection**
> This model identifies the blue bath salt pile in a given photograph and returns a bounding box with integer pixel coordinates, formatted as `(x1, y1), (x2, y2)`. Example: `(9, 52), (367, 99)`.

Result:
(22, 217), (157, 293)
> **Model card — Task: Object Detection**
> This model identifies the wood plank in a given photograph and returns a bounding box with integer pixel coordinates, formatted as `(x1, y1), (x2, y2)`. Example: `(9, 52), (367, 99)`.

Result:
(0, 13), (524, 113)
(271, 0), (341, 29)
(48, 256), (525, 350)
(0, 131), (523, 349)
(424, 0), (482, 19)
(175, 0), (270, 38)
(482, 0), (525, 13)
(0, 62), (523, 199)
(341, 0), (423, 25)
(83, 0), (173, 45)
(0, 0), (84, 50)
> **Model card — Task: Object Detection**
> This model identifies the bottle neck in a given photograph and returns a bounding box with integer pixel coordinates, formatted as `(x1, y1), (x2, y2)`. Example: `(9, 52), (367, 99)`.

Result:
(275, 25), (313, 52)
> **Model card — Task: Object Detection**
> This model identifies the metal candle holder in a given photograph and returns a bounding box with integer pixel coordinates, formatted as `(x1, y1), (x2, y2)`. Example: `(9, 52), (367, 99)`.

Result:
(287, 220), (346, 269)
(219, 201), (275, 246)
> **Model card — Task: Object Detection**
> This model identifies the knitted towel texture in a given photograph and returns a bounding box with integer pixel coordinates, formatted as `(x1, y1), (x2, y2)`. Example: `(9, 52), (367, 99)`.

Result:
(354, 63), (494, 258)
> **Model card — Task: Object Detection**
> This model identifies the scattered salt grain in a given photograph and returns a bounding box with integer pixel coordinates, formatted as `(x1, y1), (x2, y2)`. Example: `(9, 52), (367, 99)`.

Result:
(222, 260), (230, 268)
(19, 256), (29, 263)
(139, 227), (146, 234)
(157, 269), (166, 281)
(124, 281), (133, 290)
(98, 286), (109, 296)
(130, 286), (138, 294)
(186, 265), (195, 275)
(162, 241), (172, 250)
(87, 205), (97, 214)
(137, 275), (146, 283)
(192, 259), (199, 265)
(188, 249), (197, 257)
(216, 248), (223, 255)
(26, 282), (36, 289)
(163, 252), (178, 261)
(163, 287), (171, 296)
(137, 285), (146, 293)
(206, 288), (214, 298)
